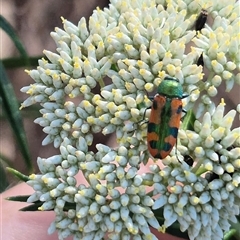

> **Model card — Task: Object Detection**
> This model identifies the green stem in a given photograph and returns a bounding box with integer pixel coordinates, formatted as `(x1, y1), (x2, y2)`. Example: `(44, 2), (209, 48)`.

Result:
(223, 229), (237, 240)
(98, 78), (105, 88)
(6, 167), (30, 182)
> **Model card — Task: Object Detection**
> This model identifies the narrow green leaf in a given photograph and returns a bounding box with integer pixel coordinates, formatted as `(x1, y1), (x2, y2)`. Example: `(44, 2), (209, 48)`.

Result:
(6, 167), (30, 182)
(0, 15), (29, 65)
(0, 61), (33, 172)
(20, 202), (43, 211)
(7, 195), (43, 212)
(6, 195), (30, 202)
(152, 208), (189, 239)
(22, 202), (76, 212)
(2, 56), (43, 69)
(182, 109), (196, 131)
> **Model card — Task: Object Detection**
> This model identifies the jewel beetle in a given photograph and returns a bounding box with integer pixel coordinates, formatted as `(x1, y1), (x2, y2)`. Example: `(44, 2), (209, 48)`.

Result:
(147, 76), (187, 159)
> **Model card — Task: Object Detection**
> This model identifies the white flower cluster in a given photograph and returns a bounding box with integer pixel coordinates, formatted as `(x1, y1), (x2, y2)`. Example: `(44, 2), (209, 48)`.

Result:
(153, 99), (240, 239)
(21, 0), (240, 240)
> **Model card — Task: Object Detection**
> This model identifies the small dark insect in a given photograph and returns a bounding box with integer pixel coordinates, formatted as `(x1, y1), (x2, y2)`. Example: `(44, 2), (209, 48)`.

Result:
(195, 9), (208, 67)
(195, 9), (208, 31)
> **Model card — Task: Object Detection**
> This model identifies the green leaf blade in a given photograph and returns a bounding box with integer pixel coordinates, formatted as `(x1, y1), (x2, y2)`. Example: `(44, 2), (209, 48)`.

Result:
(0, 62), (33, 172)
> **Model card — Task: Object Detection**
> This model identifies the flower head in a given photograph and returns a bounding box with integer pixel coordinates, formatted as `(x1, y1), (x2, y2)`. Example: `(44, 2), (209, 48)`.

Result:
(21, 0), (239, 240)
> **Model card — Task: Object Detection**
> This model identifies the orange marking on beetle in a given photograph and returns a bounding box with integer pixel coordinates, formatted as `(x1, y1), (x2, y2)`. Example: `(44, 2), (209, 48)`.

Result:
(148, 95), (165, 124)
(159, 150), (170, 159)
(164, 135), (176, 145)
(169, 100), (182, 128)
(149, 148), (161, 158)
(148, 132), (159, 142)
